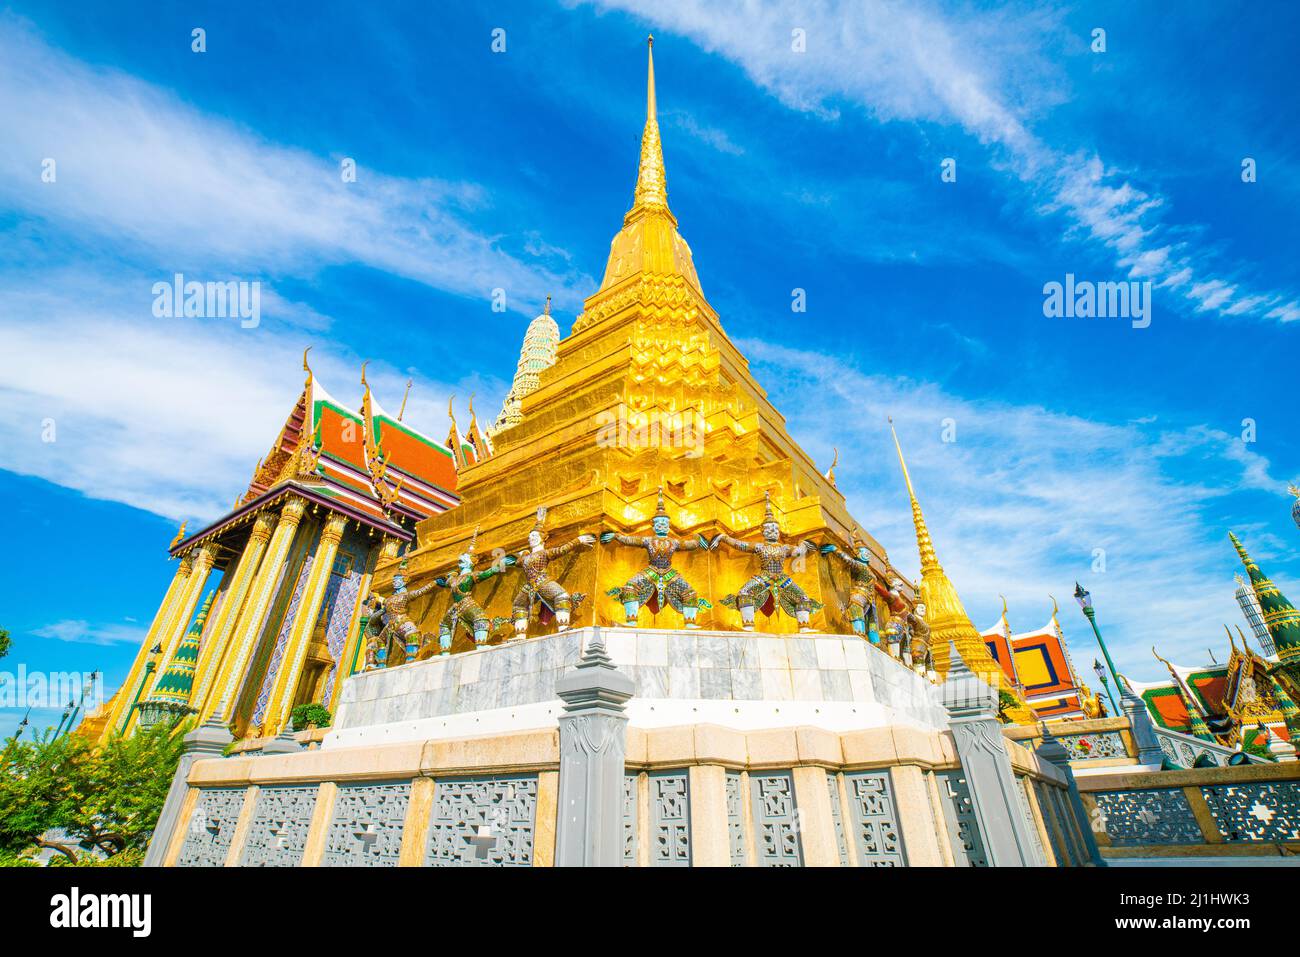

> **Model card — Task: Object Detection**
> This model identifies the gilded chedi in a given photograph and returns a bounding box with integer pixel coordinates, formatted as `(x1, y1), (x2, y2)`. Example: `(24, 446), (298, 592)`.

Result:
(377, 39), (928, 666)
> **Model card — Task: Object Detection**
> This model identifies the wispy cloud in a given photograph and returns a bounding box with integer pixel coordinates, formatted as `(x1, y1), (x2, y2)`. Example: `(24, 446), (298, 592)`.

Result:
(0, 274), (497, 522)
(666, 110), (746, 155)
(588, 0), (1300, 325)
(0, 17), (592, 314)
(737, 336), (1289, 680)
(32, 620), (146, 647)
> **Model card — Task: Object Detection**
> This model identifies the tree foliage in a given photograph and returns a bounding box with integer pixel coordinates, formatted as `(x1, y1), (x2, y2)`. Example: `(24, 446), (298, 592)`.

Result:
(0, 721), (185, 865)
(0, 626), (11, 660)
(290, 702), (331, 731)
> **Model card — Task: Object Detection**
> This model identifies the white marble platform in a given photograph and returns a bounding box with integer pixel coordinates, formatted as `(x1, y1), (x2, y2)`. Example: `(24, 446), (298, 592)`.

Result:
(325, 627), (949, 748)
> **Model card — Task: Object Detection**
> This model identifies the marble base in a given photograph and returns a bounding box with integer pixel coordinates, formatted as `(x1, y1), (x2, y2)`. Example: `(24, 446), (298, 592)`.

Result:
(326, 627), (948, 749)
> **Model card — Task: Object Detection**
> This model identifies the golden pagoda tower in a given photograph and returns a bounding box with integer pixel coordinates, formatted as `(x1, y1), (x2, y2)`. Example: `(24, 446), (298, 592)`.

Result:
(380, 37), (912, 643)
(889, 420), (1033, 720)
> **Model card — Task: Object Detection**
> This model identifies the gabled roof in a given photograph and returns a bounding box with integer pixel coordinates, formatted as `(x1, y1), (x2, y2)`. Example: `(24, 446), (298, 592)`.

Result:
(981, 604), (1089, 719)
(177, 354), (463, 558)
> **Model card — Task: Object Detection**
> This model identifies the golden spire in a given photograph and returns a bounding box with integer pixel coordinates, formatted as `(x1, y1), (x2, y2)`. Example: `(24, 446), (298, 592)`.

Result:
(628, 34), (672, 222)
(586, 35), (702, 307)
(302, 346), (313, 388)
(888, 418), (1032, 718)
(889, 418), (939, 573)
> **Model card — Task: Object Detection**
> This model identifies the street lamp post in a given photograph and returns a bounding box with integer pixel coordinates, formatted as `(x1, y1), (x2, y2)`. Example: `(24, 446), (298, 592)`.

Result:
(1075, 582), (1123, 698)
(1092, 658), (1118, 716)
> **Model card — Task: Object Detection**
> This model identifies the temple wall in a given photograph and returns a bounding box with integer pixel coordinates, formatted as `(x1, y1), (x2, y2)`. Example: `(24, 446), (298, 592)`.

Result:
(330, 629), (950, 748)
(148, 627), (1093, 867)
(155, 720), (1077, 867)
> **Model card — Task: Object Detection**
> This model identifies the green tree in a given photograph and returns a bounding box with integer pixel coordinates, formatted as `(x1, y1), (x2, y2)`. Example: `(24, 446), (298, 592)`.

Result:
(0, 626), (11, 661)
(290, 702), (331, 731)
(0, 721), (185, 865)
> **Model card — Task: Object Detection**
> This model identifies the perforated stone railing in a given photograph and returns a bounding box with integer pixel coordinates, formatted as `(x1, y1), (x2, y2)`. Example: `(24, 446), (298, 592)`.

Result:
(1005, 716), (1266, 769)
(1077, 762), (1300, 860)
(1151, 726), (1245, 768)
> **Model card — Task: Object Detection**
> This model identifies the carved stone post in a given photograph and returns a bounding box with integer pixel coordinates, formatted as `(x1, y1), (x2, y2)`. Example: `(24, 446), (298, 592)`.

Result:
(1120, 680), (1165, 766)
(555, 627), (634, 867)
(941, 642), (1041, 866)
(143, 714), (234, 866)
(1035, 723), (1106, 866)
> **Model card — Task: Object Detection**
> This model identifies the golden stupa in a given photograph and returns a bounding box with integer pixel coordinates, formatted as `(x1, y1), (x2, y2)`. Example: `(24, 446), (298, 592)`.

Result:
(380, 39), (928, 652)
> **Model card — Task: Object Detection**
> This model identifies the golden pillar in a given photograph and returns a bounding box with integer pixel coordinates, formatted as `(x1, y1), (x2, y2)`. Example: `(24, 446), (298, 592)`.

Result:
(189, 512), (278, 716)
(100, 552), (195, 739)
(201, 496), (308, 725)
(262, 512), (348, 737)
(124, 544), (215, 734)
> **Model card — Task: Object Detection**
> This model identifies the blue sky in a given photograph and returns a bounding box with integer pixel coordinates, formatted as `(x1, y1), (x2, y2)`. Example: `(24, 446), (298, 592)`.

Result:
(2, 1), (1299, 736)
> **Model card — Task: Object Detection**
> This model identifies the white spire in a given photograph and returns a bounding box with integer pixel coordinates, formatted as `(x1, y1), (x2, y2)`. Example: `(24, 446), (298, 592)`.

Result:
(491, 297), (560, 436)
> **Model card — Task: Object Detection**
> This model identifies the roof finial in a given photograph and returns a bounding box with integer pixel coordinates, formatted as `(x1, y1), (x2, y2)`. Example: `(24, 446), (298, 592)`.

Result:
(398, 378), (412, 421)
(1225, 623), (1239, 654)
(302, 346), (313, 387)
(544, 294), (552, 316)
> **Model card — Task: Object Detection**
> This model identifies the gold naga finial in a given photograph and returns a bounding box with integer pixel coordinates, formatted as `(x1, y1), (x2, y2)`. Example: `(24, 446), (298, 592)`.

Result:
(1224, 623), (1239, 654)
(999, 594), (1009, 621)
(360, 359), (369, 389)
(398, 378), (413, 421)
(1289, 483), (1300, 498)
(889, 417), (939, 573)
(825, 447), (838, 488)
(170, 521), (188, 548)
(302, 346), (314, 387)
(446, 395), (468, 470)
(1151, 645), (1180, 680)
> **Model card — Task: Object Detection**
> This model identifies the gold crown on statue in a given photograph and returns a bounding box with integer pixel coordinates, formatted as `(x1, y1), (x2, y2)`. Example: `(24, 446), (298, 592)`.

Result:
(654, 486), (670, 521)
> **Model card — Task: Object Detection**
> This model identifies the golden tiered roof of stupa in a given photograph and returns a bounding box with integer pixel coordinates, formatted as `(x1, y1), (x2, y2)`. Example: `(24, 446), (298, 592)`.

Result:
(378, 38), (917, 647)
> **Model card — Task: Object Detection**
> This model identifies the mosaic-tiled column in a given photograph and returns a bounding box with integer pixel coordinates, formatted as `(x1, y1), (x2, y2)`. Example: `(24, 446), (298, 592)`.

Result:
(102, 551), (195, 738)
(189, 512), (277, 715)
(126, 544), (215, 734)
(262, 512), (349, 737)
(202, 496), (308, 725)
(555, 627), (634, 867)
(940, 641), (1042, 866)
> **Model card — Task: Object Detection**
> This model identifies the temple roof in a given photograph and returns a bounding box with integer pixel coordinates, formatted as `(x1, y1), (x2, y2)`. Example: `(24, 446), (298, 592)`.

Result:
(172, 354), (462, 559)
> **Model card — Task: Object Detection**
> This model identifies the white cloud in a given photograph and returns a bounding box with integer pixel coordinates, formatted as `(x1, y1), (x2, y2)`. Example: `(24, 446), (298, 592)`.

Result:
(0, 18), (592, 314)
(737, 337), (1288, 681)
(587, 0), (1300, 325)
(31, 620), (146, 647)
(0, 276), (498, 522)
